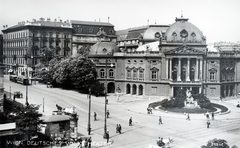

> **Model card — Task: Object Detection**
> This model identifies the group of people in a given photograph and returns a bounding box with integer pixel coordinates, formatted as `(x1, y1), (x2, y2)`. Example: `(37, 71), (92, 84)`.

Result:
(156, 137), (165, 147)
(77, 137), (92, 148)
(205, 111), (214, 128)
(116, 124), (122, 134)
(147, 107), (153, 114)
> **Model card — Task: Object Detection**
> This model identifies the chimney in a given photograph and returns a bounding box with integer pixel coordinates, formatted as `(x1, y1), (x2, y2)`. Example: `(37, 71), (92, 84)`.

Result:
(108, 17), (110, 23)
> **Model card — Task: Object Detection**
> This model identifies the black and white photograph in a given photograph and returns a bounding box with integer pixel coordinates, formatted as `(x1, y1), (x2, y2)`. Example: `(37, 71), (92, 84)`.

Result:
(1, 0), (240, 147)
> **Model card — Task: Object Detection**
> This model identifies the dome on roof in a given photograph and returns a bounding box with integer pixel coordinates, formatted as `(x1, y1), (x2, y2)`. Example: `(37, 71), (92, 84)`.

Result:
(89, 41), (119, 55)
(142, 26), (169, 40)
(136, 41), (159, 52)
(165, 17), (206, 43)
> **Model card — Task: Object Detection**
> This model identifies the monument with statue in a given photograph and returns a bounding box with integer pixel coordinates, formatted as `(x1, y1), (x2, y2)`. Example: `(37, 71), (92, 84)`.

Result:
(184, 89), (199, 108)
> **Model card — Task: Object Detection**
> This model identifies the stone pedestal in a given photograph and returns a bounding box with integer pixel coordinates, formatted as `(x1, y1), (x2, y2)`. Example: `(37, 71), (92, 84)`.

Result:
(184, 101), (199, 108)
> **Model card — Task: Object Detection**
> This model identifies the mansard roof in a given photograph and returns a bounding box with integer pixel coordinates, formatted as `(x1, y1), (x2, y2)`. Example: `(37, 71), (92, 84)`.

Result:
(71, 20), (114, 27)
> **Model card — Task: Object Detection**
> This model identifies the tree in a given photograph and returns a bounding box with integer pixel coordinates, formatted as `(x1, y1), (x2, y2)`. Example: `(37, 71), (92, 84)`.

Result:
(194, 93), (212, 109)
(171, 88), (186, 108)
(39, 47), (53, 65)
(201, 138), (230, 148)
(48, 55), (98, 91)
(3, 99), (43, 140)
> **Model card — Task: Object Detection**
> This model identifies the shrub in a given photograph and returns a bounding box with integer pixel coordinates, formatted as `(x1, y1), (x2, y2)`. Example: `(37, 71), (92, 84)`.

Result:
(160, 99), (170, 108)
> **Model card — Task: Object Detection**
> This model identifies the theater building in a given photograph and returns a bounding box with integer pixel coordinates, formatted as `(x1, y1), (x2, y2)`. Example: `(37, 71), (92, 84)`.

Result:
(89, 16), (240, 100)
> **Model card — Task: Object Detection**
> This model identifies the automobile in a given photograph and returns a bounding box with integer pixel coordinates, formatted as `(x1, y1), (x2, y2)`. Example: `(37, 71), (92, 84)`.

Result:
(14, 91), (23, 98)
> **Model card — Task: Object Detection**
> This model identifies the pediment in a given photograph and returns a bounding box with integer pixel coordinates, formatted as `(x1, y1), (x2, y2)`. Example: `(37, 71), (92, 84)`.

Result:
(165, 46), (205, 55)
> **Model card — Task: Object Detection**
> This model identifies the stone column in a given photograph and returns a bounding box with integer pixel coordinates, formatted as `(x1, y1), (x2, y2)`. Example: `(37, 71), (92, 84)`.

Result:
(166, 58), (169, 79)
(186, 58), (190, 81)
(169, 58), (172, 80)
(136, 86), (139, 95)
(195, 58), (199, 81)
(177, 58), (181, 81)
(199, 87), (202, 94)
(223, 85), (226, 98)
(199, 59), (203, 80)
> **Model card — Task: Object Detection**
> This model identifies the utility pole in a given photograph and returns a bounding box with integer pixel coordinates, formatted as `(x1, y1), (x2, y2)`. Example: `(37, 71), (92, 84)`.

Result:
(9, 86), (11, 100)
(43, 98), (44, 112)
(88, 88), (91, 135)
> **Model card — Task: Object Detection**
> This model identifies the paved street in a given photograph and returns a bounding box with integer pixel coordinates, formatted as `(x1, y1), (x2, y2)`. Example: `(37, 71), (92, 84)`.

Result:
(4, 75), (240, 148)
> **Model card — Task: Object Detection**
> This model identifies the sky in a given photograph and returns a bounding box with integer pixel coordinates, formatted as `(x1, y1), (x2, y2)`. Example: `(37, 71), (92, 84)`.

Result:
(1, 0), (240, 44)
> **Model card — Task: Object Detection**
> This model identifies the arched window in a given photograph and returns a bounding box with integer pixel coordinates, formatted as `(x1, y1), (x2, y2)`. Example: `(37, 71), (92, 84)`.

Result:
(109, 69), (114, 78)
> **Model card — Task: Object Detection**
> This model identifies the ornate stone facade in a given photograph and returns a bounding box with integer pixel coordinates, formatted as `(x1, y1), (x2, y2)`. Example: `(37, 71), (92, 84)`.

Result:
(90, 16), (240, 100)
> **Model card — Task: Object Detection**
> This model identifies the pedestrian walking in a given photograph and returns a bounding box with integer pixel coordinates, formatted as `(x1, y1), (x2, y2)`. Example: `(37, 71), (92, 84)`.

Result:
(88, 137), (92, 148)
(186, 113), (190, 121)
(77, 137), (82, 148)
(158, 116), (163, 124)
(118, 124), (122, 134)
(84, 138), (88, 148)
(206, 111), (209, 119)
(149, 108), (153, 114)
(207, 120), (210, 128)
(106, 131), (110, 143)
(116, 124), (119, 133)
(129, 117), (133, 126)
(211, 112), (214, 120)
(147, 107), (150, 114)
(107, 110), (110, 118)
(94, 112), (97, 121)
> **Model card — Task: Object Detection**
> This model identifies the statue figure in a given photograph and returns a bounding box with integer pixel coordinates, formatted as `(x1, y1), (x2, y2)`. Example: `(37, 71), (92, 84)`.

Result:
(186, 89), (194, 103)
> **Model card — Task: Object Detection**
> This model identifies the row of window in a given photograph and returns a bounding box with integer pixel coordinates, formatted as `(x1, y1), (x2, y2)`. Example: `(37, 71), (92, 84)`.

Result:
(99, 69), (114, 78)
(4, 49), (25, 56)
(4, 41), (27, 48)
(118, 40), (139, 46)
(127, 69), (159, 81)
(209, 72), (234, 81)
(127, 59), (144, 64)
(5, 58), (26, 65)
(5, 58), (38, 65)
(4, 31), (27, 39)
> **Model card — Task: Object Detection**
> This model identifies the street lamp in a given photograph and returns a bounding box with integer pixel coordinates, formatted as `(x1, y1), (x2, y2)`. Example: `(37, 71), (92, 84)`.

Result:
(103, 58), (108, 138)
(116, 85), (121, 101)
(25, 66), (29, 106)
(25, 54), (29, 106)
(103, 50), (114, 139)
(88, 88), (91, 135)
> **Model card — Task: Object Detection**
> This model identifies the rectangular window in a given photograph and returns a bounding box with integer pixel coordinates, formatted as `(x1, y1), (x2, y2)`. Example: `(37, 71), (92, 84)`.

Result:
(133, 70), (137, 80)
(152, 71), (157, 81)
(139, 71), (144, 80)
(100, 70), (105, 78)
(210, 72), (215, 80)
(152, 86), (157, 95)
(210, 87), (216, 96)
(222, 73), (225, 81)
(127, 70), (131, 79)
